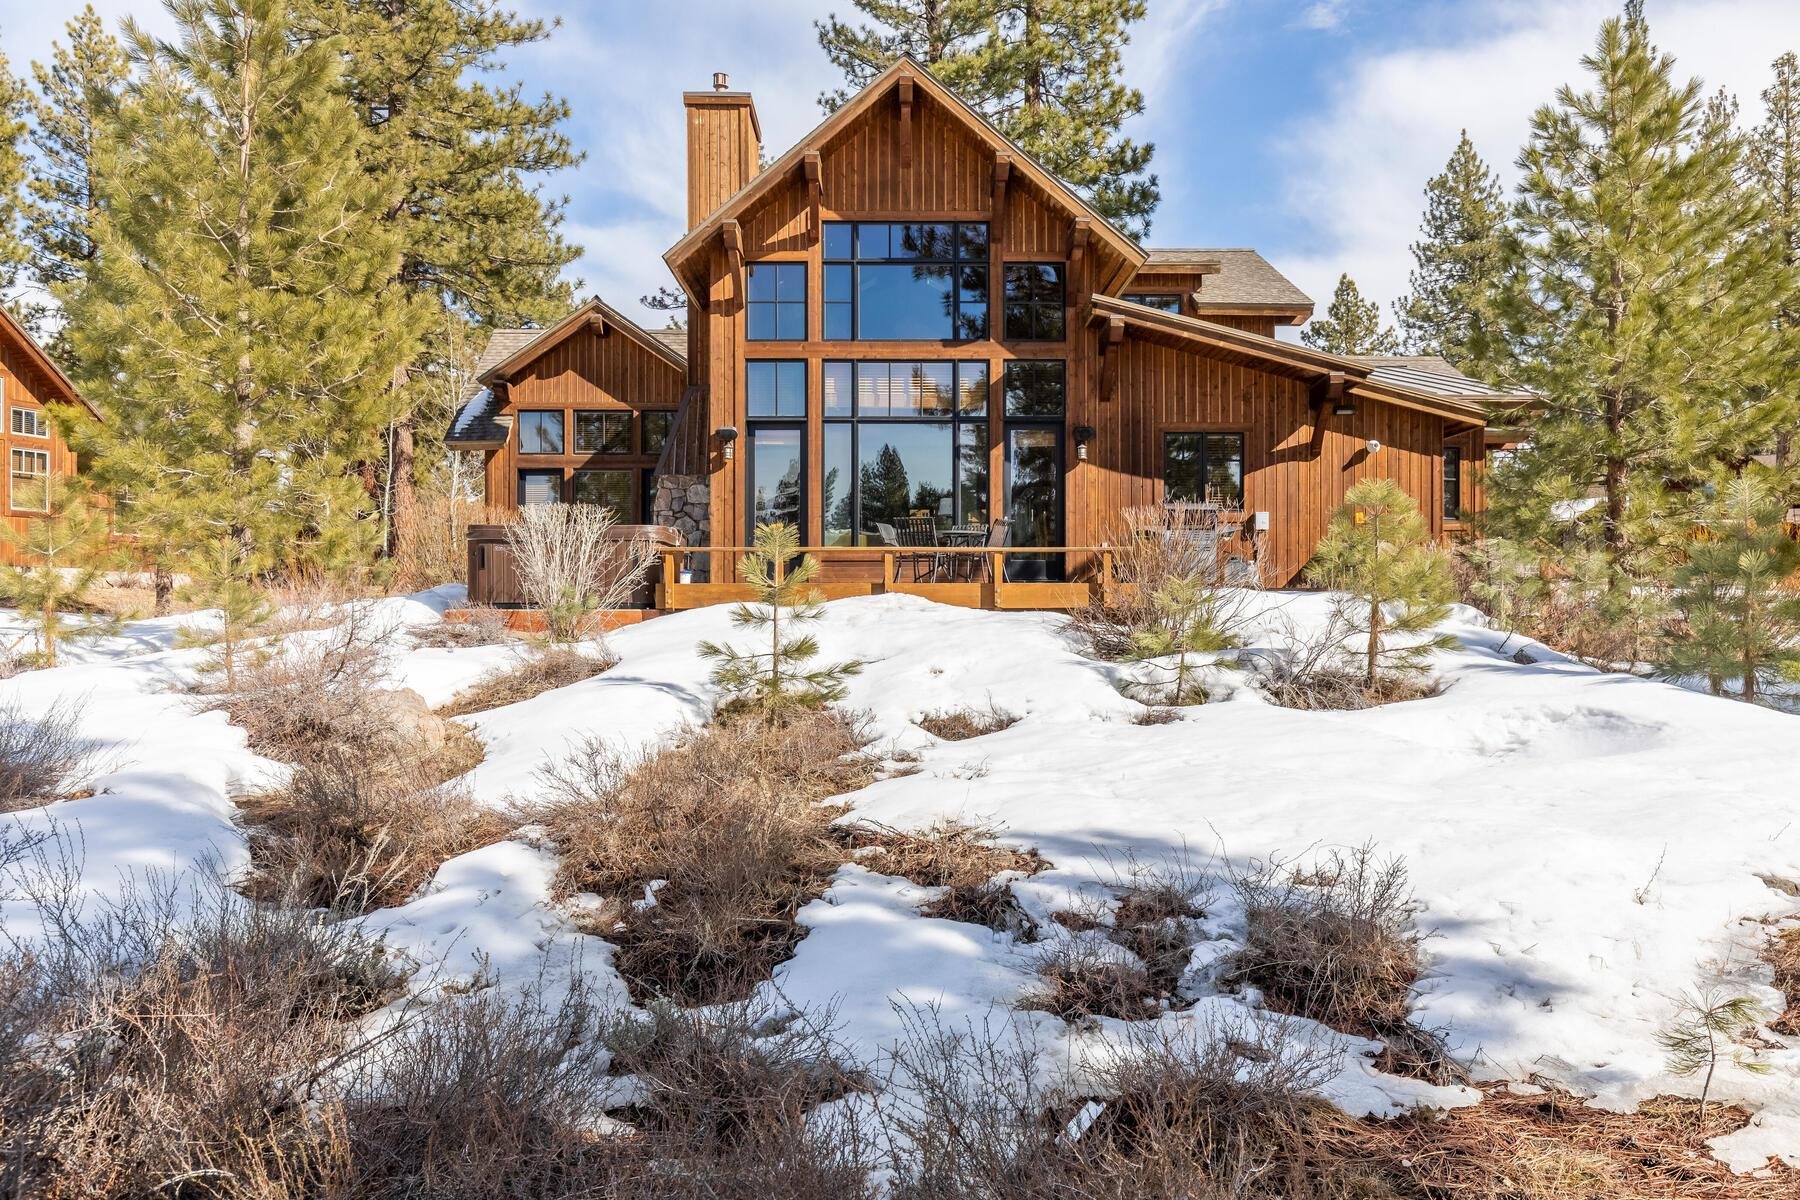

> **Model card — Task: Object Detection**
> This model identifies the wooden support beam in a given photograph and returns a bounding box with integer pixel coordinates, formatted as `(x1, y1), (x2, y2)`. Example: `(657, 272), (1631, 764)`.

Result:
(992, 156), (1011, 244)
(586, 312), (607, 337)
(802, 150), (823, 244)
(898, 76), (915, 168)
(1070, 218), (1092, 335)
(1308, 371), (1347, 457)
(1099, 315), (1125, 404)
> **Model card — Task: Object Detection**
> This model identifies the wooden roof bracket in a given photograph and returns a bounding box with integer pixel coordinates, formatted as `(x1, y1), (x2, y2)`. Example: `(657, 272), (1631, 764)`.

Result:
(722, 219), (744, 305)
(1308, 370), (1348, 457)
(992, 156), (1012, 244)
(1099, 315), (1126, 404)
(898, 76), (915, 168)
(803, 151), (823, 244)
(1070, 219), (1092, 333)
(586, 311), (607, 337)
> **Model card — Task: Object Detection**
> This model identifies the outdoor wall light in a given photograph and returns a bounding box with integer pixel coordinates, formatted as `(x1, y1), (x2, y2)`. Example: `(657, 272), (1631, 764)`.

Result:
(716, 425), (739, 461)
(1074, 424), (1096, 461)
(1364, 438), (1382, 455)
(1333, 402), (1357, 417)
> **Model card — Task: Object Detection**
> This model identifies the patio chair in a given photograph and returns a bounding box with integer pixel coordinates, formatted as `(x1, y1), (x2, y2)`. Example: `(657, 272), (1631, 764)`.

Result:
(894, 515), (947, 582)
(966, 517), (1009, 581)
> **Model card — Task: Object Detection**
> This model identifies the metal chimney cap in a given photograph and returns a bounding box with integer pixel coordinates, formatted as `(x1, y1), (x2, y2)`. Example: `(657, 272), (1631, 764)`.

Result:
(712, 71), (730, 91)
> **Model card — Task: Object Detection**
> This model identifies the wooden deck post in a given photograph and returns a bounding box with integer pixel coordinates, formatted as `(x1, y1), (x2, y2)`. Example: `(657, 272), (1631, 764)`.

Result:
(1100, 548), (1115, 607)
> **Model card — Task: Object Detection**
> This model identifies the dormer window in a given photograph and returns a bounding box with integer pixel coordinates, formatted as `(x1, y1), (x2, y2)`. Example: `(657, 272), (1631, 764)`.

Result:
(822, 222), (988, 341)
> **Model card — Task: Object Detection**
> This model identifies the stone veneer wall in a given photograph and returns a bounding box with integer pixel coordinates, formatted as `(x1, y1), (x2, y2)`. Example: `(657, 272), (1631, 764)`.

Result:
(652, 474), (711, 582)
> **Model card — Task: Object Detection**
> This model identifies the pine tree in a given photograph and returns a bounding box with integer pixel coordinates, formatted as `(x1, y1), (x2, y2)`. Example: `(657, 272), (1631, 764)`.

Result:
(1658, 991), (1771, 1129)
(0, 48), (30, 302)
(0, 478), (119, 668)
(291, 0), (581, 558)
(1748, 52), (1800, 466)
(1489, 5), (1794, 600)
(1301, 274), (1400, 355)
(1306, 478), (1457, 691)
(817, 0), (1159, 237)
(1124, 574), (1242, 705)
(1394, 131), (1508, 376)
(1657, 476), (1800, 705)
(18, 6), (129, 340)
(698, 522), (863, 718)
(60, 0), (420, 581)
(176, 539), (274, 693)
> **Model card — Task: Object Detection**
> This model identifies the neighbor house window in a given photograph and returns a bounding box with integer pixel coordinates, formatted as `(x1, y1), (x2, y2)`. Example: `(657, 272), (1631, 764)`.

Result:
(9, 405), (48, 438)
(1121, 292), (1183, 314)
(1004, 264), (1066, 341)
(746, 360), (806, 417)
(571, 468), (633, 517)
(10, 448), (49, 513)
(517, 411), (564, 455)
(822, 221), (988, 341)
(642, 410), (674, 458)
(1443, 447), (1463, 521)
(1163, 432), (1245, 508)
(821, 360), (989, 547)
(747, 262), (806, 340)
(517, 469), (561, 506)
(574, 411), (632, 455)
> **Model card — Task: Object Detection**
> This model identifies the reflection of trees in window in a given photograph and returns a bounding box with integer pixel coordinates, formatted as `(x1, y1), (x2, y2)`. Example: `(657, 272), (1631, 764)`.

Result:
(823, 222), (988, 340)
(860, 443), (911, 526)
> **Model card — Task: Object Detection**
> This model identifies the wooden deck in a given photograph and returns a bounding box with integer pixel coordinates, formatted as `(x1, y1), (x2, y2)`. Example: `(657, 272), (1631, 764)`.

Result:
(657, 545), (1119, 612)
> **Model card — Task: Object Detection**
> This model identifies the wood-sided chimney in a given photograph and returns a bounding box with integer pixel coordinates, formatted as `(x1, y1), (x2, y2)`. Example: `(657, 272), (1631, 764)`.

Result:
(683, 72), (762, 230)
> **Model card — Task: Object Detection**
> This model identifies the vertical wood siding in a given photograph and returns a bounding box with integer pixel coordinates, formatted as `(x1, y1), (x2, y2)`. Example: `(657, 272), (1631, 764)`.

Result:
(0, 334), (80, 565)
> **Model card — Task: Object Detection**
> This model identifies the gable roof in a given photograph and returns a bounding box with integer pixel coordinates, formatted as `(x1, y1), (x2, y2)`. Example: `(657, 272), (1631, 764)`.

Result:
(665, 56), (1146, 288)
(1136, 248), (1313, 315)
(1091, 295), (1489, 426)
(0, 305), (99, 420)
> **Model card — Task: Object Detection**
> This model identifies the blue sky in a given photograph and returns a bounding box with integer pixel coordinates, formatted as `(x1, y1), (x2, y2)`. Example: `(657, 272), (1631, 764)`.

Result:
(8, 0), (1800, 333)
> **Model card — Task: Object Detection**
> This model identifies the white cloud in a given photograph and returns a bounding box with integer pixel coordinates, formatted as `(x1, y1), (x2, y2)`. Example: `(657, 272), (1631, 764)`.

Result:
(1274, 0), (1800, 335)
(1297, 2), (1349, 32)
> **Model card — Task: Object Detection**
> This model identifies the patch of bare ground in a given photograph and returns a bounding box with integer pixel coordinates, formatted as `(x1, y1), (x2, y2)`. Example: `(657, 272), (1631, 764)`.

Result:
(523, 708), (878, 1005)
(436, 646), (615, 717)
(409, 605), (514, 648)
(843, 819), (1045, 936)
(1768, 926), (1800, 1037)
(915, 700), (1020, 740)
(0, 697), (107, 814)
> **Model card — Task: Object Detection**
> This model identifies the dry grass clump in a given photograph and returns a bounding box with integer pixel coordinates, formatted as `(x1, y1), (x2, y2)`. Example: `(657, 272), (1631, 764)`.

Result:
(410, 605), (513, 648)
(1017, 938), (1161, 1022)
(238, 751), (505, 914)
(0, 697), (106, 813)
(1069, 506), (1258, 663)
(1246, 614), (1441, 711)
(915, 700), (1021, 741)
(526, 709), (877, 1005)
(0, 879), (408, 1199)
(436, 646), (616, 718)
(843, 819), (1045, 936)
(1133, 705), (1181, 725)
(1768, 926), (1800, 1037)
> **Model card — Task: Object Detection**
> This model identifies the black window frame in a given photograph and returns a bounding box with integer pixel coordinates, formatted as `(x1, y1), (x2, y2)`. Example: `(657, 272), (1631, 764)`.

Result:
(1121, 292), (1183, 314)
(1003, 263), (1066, 341)
(516, 410), (565, 456)
(642, 410), (675, 459)
(573, 410), (634, 455)
(746, 359), (808, 419)
(822, 360), (991, 547)
(516, 468), (563, 506)
(746, 261), (807, 341)
(1161, 430), (1247, 508)
(570, 466), (635, 518)
(821, 221), (989, 342)
(1443, 446), (1463, 522)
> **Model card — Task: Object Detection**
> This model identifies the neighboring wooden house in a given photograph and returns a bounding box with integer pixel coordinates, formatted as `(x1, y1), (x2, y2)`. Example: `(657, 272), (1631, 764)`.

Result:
(456, 59), (1529, 604)
(0, 306), (92, 565)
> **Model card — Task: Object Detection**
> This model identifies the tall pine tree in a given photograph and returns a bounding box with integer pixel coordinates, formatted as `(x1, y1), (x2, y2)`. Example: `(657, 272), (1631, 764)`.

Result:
(1489, 4), (1793, 599)
(1748, 52), (1800, 466)
(19, 6), (129, 342)
(817, 0), (1159, 237)
(291, 0), (581, 557)
(1394, 131), (1508, 376)
(1301, 273), (1400, 355)
(0, 48), (30, 304)
(61, 0), (421, 580)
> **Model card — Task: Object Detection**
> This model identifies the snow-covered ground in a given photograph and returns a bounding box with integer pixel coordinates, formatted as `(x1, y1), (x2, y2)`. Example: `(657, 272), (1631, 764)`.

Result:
(2, 588), (1797, 1170)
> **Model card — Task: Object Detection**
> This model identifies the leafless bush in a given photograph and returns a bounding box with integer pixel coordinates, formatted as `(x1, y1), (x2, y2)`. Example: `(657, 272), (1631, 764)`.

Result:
(239, 747), (505, 914)
(1225, 845), (1424, 1045)
(1071, 506), (1259, 662)
(523, 709), (876, 1004)
(843, 819), (1044, 936)
(916, 700), (1020, 741)
(392, 487), (510, 589)
(436, 646), (616, 718)
(0, 697), (106, 813)
(1132, 706), (1181, 725)
(505, 503), (659, 644)
(410, 605), (513, 648)
(1017, 938), (1161, 1023)
(1245, 612), (1438, 710)
(0, 875), (409, 1199)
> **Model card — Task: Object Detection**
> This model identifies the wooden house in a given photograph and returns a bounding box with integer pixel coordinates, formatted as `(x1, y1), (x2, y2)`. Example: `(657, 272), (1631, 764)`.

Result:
(454, 59), (1528, 607)
(0, 306), (91, 564)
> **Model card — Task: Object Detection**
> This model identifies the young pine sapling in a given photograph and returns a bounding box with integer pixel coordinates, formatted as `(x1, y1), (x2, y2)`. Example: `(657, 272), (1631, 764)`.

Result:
(176, 541), (275, 692)
(1658, 990), (1770, 1129)
(1124, 575), (1242, 705)
(0, 478), (120, 668)
(698, 522), (862, 718)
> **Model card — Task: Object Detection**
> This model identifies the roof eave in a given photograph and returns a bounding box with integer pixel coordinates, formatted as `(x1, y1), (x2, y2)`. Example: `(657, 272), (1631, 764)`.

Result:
(476, 297), (686, 385)
(0, 304), (99, 420)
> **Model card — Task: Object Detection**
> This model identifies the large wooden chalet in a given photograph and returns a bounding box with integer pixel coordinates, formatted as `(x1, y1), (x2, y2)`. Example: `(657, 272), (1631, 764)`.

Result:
(0, 306), (89, 565)
(451, 60), (1524, 608)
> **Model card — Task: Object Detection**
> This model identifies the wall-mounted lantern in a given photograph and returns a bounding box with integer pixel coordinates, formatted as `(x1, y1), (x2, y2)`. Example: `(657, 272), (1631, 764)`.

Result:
(1333, 402), (1357, 417)
(1074, 424), (1097, 462)
(716, 425), (739, 461)
(1364, 438), (1382, 455)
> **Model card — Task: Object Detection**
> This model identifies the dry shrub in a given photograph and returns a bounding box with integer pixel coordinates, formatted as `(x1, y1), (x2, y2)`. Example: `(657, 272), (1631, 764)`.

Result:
(239, 750), (505, 914)
(506, 504), (661, 644)
(0, 697), (106, 813)
(392, 487), (510, 590)
(1070, 506), (1258, 663)
(915, 700), (1020, 741)
(1017, 938), (1161, 1022)
(0, 875), (407, 1200)
(1247, 613), (1440, 711)
(1769, 926), (1800, 1037)
(844, 819), (1044, 936)
(436, 646), (616, 718)
(1043, 854), (1213, 1007)
(526, 709), (877, 1005)
(410, 605), (513, 649)
(1133, 706), (1181, 725)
